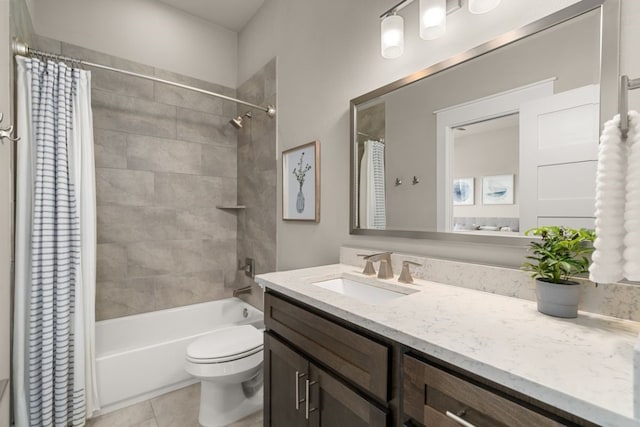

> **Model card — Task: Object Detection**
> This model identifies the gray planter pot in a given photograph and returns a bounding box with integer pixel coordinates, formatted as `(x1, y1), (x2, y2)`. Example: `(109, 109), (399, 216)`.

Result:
(535, 279), (580, 318)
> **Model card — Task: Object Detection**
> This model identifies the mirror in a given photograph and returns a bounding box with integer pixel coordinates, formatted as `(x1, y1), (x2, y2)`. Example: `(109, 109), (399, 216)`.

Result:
(350, 0), (620, 244)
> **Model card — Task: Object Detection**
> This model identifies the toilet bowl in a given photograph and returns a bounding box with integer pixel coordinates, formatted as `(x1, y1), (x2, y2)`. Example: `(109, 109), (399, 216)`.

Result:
(185, 324), (264, 427)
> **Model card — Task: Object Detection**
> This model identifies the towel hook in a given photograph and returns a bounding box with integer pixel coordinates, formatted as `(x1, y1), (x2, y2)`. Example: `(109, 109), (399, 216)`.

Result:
(0, 112), (20, 143)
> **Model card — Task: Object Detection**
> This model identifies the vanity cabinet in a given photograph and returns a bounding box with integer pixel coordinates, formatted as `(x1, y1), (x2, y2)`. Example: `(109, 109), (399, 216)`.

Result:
(264, 292), (391, 427)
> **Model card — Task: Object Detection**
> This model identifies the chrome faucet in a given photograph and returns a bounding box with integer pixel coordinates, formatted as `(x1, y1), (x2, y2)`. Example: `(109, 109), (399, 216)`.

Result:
(359, 252), (394, 279)
(398, 260), (422, 284)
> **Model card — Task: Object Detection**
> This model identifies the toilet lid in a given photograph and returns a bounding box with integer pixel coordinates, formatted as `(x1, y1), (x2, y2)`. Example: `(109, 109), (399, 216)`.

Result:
(187, 325), (263, 361)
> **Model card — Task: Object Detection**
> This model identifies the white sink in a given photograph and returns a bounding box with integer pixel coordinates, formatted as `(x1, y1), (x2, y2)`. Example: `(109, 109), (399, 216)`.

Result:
(312, 277), (415, 304)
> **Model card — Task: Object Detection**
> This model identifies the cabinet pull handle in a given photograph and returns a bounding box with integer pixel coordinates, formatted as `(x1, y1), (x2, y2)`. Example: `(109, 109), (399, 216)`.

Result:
(295, 371), (306, 410)
(305, 380), (318, 420)
(446, 411), (476, 427)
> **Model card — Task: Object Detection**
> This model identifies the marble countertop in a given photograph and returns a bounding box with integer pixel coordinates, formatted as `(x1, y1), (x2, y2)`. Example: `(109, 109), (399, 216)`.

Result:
(256, 264), (640, 427)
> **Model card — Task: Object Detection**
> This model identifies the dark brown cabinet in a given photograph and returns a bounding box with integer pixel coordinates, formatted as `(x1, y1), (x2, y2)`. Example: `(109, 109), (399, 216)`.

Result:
(265, 333), (387, 427)
(264, 292), (390, 427)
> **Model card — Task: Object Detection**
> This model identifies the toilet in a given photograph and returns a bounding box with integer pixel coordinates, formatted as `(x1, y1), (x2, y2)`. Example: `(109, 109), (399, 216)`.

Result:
(185, 324), (264, 427)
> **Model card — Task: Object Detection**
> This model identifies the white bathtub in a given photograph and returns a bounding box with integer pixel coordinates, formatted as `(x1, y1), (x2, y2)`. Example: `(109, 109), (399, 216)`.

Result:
(95, 298), (263, 414)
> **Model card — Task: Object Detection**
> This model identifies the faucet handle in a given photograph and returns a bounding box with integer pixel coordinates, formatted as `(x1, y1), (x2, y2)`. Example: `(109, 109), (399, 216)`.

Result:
(398, 260), (422, 284)
(357, 254), (377, 276)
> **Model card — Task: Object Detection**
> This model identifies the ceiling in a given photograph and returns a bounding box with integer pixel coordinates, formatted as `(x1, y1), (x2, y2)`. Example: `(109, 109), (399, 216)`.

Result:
(158, 0), (265, 32)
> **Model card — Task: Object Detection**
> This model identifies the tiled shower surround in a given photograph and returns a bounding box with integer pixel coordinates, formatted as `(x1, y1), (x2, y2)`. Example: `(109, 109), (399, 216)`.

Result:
(235, 59), (277, 311)
(33, 36), (276, 320)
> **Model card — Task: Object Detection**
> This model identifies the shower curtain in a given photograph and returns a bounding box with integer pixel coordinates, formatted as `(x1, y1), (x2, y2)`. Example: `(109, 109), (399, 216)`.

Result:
(14, 56), (99, 426)
(359, 140), (386, 229)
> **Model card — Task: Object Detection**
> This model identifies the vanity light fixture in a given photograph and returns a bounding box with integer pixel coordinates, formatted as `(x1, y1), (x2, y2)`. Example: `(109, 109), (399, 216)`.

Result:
(380, 0), (500, 58)
(420, 0), (447, 40)
(468, 0), (501, 14)
(381, 12), (405, 59)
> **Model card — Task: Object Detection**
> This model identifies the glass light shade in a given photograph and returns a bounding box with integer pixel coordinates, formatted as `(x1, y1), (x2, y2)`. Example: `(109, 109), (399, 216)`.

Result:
(381, 14), (404, 59)
(468, 0), (501, 14)
(419, 0), (446, 40)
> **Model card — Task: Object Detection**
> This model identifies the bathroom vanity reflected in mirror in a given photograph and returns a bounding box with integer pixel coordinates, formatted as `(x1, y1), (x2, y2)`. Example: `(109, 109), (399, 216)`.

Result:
(350, 0), (620, 244)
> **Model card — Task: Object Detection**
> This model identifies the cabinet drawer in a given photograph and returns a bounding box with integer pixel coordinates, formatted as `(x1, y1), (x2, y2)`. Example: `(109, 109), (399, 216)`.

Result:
(403, 355), (566, 427)
(265, 292), (389, 402)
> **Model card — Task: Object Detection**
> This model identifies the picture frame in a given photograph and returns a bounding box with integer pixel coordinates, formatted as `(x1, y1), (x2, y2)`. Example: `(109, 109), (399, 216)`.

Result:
(453, 177), (474, 206)
(482, 174), (514, 205)
(282, 141), (320, 222)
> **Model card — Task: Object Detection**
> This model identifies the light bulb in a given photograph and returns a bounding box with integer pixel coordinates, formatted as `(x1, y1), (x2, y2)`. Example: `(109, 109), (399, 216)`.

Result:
(420, 0), (446, 40)
(381, 14), (404, 59)
(469, 0), (501, 14)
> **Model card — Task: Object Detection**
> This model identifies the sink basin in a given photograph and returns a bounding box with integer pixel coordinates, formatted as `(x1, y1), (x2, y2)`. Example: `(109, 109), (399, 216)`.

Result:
(312, 277), (415, 304)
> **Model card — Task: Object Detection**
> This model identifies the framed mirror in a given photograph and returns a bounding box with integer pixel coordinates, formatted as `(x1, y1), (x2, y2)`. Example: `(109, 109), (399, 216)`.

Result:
(350, 0), (620, 245)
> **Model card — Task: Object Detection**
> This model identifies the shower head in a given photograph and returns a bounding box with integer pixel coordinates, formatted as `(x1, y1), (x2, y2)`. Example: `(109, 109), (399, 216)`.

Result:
(229, 111), (252, 129)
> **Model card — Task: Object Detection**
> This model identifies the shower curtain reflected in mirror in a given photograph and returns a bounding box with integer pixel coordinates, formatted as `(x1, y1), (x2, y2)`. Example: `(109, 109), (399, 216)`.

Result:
(14, 56), (99, 426)
(359, 140), (386, 229)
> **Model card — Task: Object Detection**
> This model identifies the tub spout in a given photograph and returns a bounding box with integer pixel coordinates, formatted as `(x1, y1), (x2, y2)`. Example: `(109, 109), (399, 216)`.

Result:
(233, 286), (252, 297)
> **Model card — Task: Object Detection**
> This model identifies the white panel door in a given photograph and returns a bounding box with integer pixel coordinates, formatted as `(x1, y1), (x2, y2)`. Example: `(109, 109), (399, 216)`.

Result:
(519, 85), (600, 232)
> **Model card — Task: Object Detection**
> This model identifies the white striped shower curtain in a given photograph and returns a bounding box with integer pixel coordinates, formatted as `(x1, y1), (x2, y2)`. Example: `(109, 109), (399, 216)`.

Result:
(359, 140), (386, 229)
(14, 56), (99, 426)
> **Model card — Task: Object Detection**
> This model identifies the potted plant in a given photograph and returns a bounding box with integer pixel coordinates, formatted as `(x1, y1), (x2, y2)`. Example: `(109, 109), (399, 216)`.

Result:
(521, 226), (595, 318)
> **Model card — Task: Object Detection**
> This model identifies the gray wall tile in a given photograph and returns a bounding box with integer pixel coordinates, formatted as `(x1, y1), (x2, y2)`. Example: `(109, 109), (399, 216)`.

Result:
(96, 243), (127, 281)
(127, 135), (202, 175)
(93, 90), (176, 139)
(95, 278), (156, 321)
(94, 129), (127, 169)
(154, 173), (235, 208)
(96, 168), (155, 206)
(174, 208), (237, 241)
(62, 43), (155, 75)
(176, 108), (235, 146)
(154, 271), (229, 311)
(97, 205), (179, 244)
(235, 60), (277, 310)
(202, 144), (237, 177)
(127, 240), (204, 278)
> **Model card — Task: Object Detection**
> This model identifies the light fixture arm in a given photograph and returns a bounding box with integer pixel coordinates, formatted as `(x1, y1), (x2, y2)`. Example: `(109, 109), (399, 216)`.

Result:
(381, 0), (461, 19)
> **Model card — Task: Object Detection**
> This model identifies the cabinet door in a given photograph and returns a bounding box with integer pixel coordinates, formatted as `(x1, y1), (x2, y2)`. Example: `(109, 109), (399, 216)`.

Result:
(265, 333), (308, 427)
(308, 363), (387, 427)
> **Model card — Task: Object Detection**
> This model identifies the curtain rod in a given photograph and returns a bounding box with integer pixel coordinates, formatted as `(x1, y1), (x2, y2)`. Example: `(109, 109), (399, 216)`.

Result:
(12, 39), (276, 118)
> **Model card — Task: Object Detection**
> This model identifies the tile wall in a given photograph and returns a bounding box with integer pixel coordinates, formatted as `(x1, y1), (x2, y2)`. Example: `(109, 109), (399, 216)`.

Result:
(235, 59), (277, 310)
(32, 36), (242, 320)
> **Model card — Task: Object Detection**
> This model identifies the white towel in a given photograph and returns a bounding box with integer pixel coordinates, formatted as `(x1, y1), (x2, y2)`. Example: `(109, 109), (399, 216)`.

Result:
(589, 114), (627, 283)
(624, 111), (640, 280)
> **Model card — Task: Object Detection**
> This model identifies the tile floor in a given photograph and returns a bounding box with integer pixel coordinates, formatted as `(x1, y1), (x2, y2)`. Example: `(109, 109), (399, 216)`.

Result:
(86, 384), (263, 427)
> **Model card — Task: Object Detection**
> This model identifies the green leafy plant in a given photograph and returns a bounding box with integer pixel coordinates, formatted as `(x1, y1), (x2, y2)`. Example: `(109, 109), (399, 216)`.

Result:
(521, 226), (595, 284)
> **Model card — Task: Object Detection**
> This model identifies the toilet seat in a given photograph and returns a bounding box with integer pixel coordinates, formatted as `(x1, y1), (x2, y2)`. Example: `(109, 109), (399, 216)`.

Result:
(186, 325), (263, 364)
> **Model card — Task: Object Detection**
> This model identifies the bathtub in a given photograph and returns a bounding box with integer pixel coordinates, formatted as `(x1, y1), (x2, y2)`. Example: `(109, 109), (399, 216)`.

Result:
(95, 298), (263, 414)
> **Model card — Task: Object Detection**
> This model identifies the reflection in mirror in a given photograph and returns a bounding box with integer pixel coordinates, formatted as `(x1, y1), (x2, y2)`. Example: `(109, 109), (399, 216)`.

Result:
(351, 1), (614, 242)
(451, 114), (520, 235)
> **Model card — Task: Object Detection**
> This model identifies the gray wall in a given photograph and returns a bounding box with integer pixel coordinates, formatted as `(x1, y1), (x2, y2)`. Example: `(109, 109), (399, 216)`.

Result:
(30, 37), (242, 320)
(235, 58), (277, 311)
